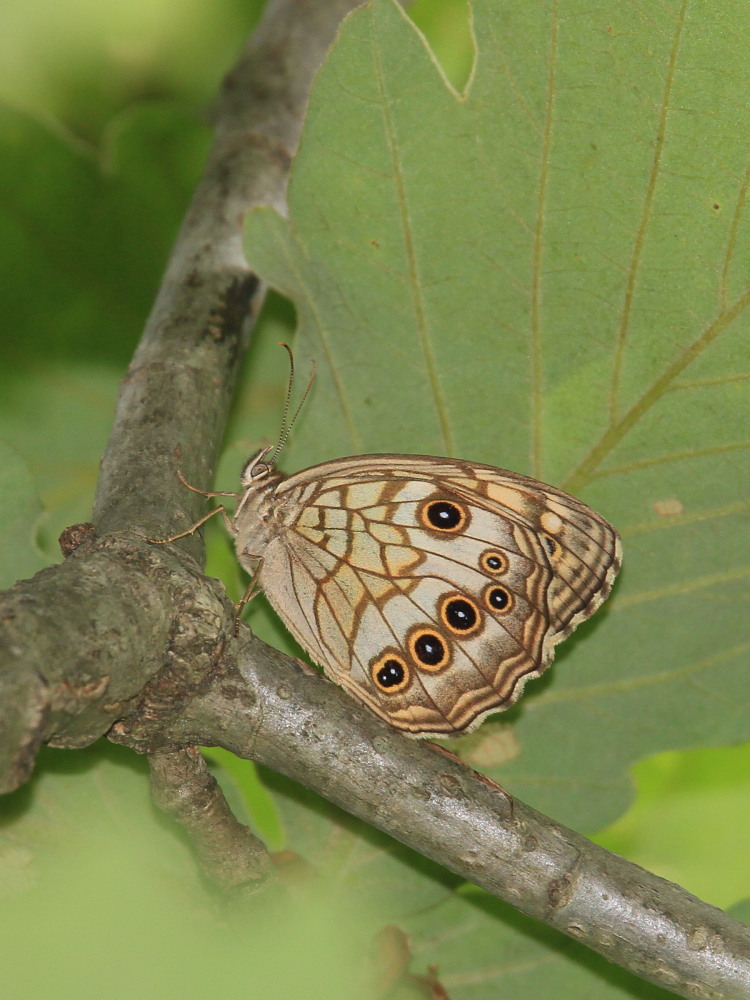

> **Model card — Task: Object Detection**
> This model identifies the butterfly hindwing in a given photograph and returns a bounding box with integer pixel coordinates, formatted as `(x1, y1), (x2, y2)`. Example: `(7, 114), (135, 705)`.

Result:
(243, 456), (621, 736)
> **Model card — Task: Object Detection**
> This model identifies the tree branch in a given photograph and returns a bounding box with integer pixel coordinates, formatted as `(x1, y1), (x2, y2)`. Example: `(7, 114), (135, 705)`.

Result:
(149, 747), (272, 891)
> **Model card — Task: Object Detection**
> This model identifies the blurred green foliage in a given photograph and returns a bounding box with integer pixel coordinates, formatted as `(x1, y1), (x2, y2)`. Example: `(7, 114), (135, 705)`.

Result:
(0, 2), (747, 998)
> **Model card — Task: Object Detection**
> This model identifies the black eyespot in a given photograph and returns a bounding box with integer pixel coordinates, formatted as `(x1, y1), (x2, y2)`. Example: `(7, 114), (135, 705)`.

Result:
(480, 550), (508, 575)
(420, 499), (468, 533)
(405, 628), (450, 671)
(442, 596), (479, 633)
(485, 585), (513, 613)
(413, 632), (445, 665)
(377, 659), (405, 688)
(371, 653), (411, 693)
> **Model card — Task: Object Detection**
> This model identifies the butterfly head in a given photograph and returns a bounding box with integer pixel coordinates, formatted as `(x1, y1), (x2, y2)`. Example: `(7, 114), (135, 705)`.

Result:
(240, 447), (276, 489)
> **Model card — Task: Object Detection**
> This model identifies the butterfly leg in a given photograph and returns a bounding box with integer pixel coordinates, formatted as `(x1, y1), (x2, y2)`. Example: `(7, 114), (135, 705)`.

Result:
(175, 469), (241, 500)
(146, 504), (235, 545)
(233, 559), (264, 636)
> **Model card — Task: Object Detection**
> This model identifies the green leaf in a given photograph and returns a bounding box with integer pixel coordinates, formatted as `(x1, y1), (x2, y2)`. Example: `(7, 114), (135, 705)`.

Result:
(0, 441), (45, 587)
(0, 366), (120, 562)
(728, 899), (750, 927)
(0, 746), (368, 1000)
(0, 100), (210, 564)
(594, 744), (750, 911)
(0, 103), (209, 368)
(243, 0), (750, 831)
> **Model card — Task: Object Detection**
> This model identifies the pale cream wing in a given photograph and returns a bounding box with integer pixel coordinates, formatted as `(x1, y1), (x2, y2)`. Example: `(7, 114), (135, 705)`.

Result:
(257, 455), (620, 737)
(442, 463), (622, 651)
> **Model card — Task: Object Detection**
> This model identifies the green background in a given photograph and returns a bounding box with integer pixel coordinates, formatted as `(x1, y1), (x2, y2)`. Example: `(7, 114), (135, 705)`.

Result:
(0, 1), (748, 997)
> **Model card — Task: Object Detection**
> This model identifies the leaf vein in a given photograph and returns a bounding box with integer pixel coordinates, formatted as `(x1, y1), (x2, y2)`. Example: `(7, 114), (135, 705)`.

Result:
(608, 0), (690, 424)
(370, 8), (454, 454)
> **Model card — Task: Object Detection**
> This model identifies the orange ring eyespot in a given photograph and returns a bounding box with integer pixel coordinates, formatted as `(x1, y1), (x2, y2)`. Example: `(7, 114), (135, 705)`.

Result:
(371, 652), (411, 694)
(484, 584), (514, 615)
(480, 549), (508, 575)
(407, 627), (451, 672)
(439, 594), (482, 636)
(419, 498), (469, 534)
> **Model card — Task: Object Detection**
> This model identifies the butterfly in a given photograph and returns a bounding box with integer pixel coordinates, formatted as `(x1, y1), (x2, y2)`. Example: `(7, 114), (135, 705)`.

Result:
(151, 447), (621, 737)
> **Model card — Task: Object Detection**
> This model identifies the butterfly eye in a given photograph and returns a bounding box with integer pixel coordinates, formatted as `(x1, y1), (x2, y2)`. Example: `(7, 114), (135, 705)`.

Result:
(407, 628), (451, 671)
(480, 550), (508, 575)
(419, 499), (469, 533)
(439, 594), (481, 636)
(484, 584), (514, 614)
(371, 653), (411, 693)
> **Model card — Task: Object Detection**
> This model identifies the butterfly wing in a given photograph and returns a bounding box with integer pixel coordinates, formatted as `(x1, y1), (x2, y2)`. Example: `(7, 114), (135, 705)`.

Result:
(254, 455), (621, 737)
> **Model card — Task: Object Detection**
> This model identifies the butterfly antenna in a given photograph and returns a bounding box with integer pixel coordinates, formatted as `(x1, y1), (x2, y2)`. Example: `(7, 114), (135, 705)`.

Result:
(269, 343), (317, 464)
(273, 342), (296, 455)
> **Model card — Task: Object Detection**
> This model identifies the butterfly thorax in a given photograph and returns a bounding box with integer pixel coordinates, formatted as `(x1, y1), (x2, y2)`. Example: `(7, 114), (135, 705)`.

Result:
(233, 453), (289, 563)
